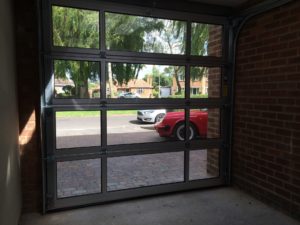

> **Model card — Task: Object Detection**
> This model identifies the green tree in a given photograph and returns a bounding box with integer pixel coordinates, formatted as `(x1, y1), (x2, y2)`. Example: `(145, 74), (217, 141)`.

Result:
(191, 23), (208, 56)
(153, 21), (186, 95)
(106, 13), (165, 97)
(189, 24), (209, 93)
(52, 6), (100, 98)
(52, 6), (99, 48)
(143, 66), (172, 91)
(54, 60), (99, 98)
(163, 23), (209, 95)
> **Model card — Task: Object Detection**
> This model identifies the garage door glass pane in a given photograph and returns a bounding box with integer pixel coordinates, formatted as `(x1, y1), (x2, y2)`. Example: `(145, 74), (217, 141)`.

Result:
(107, 152), (184, 191)
(54, 60), (100, 99)
(106, 63), (185, 99)
(107, 109), (184, 145)
(191, 23), (222, 57)
(52, 6), (99, 49)
(56, 111), (100, 149)
(106, 12), (186, 54)
(189, 149), (219, 180)
(57, 158), (101, 198)
(188, 108), (220, 140)
(190, 67), (221, 98)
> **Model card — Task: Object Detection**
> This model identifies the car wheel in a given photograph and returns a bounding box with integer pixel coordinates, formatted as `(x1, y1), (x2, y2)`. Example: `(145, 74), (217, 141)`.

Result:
(155, 113), (165, 123)
(174, 123), (195, 141)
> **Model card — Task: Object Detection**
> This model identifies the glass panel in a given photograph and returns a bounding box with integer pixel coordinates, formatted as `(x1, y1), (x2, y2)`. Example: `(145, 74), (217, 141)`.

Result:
(190, 67), (221, 98)
(106, 63), (185, 99)
(57, 158), (101, 198)
(107, 109), (184, 145)
(54, 60), (100, 99)
(188, 108), (220, 140)
(189, 149), (219, 180)
(191, 23), (222, 57)
(56, 111), (100, 149)
(52, 6), (99, 49)
(107, 152), (184, 191)
(106, 12), (186, 54)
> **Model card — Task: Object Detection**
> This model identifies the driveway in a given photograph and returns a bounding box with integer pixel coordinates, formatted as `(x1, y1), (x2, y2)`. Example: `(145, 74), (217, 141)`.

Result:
(55, 115), (217, 198)
(57, 150), (217, 198)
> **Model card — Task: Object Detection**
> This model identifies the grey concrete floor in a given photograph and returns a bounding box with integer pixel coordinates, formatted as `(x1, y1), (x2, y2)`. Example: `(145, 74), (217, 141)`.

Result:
(20, 187), (299, 225)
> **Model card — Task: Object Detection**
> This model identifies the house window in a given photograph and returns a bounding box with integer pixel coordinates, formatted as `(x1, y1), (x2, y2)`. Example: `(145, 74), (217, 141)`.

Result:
(191, 88), (199, 95)
(137, 88), (144, 94)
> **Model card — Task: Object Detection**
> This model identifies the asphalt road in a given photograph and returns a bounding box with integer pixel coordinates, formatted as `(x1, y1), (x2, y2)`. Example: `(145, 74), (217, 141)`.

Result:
(56, 115), (165, 148)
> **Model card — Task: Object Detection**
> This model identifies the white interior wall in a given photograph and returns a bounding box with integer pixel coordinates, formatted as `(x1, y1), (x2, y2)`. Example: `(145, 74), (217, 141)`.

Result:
(0, 0), (22, 225)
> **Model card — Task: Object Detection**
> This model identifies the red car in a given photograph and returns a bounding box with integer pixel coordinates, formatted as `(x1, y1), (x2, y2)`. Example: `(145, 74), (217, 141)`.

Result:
(154, 110), (208, 140)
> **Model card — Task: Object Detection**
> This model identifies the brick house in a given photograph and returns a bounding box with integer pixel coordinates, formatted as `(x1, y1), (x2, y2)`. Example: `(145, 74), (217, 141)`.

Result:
(115, 78), (154, 98)
(171, 75), (208, 96)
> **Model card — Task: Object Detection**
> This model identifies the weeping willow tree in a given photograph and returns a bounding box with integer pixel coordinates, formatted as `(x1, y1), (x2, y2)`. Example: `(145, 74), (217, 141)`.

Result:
(105, 13), (164, 97)
(54, 60), (99, 98)
(52, 6), (99, 48)
(191, 23), (209, 56)
(52, 6), (210, 98)
(159, 22), (209, 96)
(52, 6), (100, 98)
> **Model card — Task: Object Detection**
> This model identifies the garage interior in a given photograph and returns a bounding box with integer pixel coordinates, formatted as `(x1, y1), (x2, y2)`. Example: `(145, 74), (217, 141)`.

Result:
(0, 0), (299, 225)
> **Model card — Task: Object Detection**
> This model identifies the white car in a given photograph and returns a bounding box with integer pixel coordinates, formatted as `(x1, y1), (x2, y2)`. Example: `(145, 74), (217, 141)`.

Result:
(118, 92), (140, 98)
(137, 109), (166, 123)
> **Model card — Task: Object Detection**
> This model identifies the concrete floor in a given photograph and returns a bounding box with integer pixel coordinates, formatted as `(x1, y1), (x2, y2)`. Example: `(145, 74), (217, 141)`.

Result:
(20, 187), (299, 225)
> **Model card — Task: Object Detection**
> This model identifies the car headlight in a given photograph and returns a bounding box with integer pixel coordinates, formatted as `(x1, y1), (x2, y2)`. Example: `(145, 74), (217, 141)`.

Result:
(144, 110), (154, 114)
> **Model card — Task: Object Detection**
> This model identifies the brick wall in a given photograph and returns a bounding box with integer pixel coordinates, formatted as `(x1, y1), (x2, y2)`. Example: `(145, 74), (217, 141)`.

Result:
(233, 1), (300, 219)
(207, 25), (222, 175)
(15, 0), (42, 212)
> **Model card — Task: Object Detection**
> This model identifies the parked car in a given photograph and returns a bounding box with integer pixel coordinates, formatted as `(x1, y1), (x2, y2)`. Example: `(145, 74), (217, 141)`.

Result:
(118, 92), (140, 98)
(137, 109), (166, 123)
(154, 110), (208, 140)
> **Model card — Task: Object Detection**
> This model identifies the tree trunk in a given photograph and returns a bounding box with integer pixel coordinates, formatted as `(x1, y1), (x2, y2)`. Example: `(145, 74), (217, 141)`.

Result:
(79, 61), (89, 98)
(174, 67), (181, 94)
(108, 63), (115, 98)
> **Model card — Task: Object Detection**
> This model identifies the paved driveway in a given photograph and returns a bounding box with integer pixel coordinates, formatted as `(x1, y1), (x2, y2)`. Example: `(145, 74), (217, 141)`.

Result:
(55, 115), (218, 198)
(57, 150), (217, 198)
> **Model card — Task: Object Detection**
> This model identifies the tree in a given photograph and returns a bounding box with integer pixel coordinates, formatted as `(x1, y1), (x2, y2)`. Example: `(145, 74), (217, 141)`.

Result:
(54, 60), (99, 98)
(143, 66), (172, 89)
(151, 20), (186, 95)
(52, 6), (100, 98)
(52, 6), (99, 48)
(162, 23), (209, 95)
(105, 13), (164, 97)
(191, 23), (208, 56)
(189, 24), (209, 92)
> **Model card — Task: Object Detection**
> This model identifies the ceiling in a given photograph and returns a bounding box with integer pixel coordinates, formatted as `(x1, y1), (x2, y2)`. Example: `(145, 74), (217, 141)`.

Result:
(188, 0), (249, 7)
(106, 0), (265, 16)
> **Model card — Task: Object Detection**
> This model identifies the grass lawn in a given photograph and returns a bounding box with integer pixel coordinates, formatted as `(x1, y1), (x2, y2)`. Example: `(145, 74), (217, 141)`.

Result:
(56, 110), (137, 117)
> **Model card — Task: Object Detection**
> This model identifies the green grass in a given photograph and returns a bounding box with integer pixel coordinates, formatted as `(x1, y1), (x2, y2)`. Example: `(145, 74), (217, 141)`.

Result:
(56, 110), (137, 117)
(190, 94), (208, 98)
(167, 94), (208, 98)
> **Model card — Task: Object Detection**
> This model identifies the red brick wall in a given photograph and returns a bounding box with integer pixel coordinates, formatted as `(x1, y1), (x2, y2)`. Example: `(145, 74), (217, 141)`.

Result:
(15, 0), (42, 212)
(233, 1), (300, 219)
(207, 26), (222, 175)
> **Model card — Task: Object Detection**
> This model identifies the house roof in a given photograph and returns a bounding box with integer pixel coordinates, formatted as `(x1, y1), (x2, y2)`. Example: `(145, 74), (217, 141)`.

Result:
(118, 79), (153, 89)
(55, 78), (74, 86)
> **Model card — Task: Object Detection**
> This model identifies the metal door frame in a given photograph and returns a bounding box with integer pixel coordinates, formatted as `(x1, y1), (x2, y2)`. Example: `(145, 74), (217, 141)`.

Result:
(38, 0), (232, 211)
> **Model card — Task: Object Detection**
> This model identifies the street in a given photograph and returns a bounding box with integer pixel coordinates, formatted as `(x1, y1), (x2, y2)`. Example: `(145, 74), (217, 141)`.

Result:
(56, 114), (165, 148)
